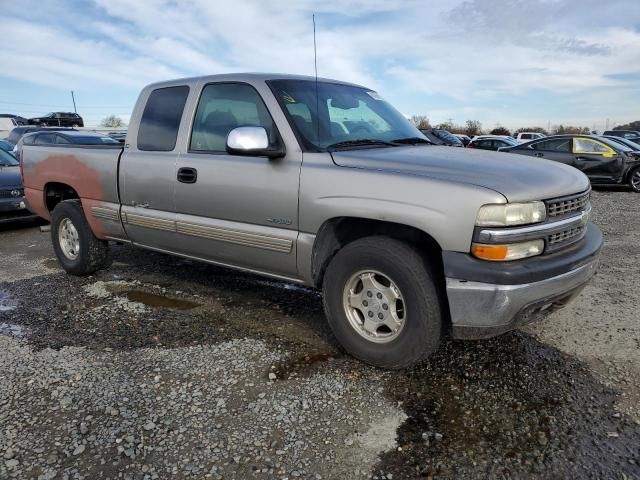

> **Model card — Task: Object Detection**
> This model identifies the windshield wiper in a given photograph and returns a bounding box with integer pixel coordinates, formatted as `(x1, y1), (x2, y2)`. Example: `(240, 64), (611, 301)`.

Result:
(391, 137), (433, 145)
(326, 139), (400, 150)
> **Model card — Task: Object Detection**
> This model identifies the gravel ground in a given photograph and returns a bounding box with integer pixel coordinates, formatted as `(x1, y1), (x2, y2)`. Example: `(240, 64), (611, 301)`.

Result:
(1, 190), (639, 479)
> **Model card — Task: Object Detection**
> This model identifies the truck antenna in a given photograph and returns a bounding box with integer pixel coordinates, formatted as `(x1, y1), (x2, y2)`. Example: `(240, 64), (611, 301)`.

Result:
(313, 14), (320, 145)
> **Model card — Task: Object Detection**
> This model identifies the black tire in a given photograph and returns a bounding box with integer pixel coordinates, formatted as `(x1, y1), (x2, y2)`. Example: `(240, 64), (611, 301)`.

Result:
(51, 200), (111, 275)
(322, 236), (442, 369)
(629, 166), (640, 193)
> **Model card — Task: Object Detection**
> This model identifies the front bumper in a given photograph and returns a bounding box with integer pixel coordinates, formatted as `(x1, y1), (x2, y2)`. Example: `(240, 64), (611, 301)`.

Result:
(0, 197), (38, 223)
(444, 223), (602, 339)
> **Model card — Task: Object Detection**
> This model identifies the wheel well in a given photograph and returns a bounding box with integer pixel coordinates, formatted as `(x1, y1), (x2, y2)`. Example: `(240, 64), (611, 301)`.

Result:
(44, 182), (80, 212)
(311, 217), (444, 289)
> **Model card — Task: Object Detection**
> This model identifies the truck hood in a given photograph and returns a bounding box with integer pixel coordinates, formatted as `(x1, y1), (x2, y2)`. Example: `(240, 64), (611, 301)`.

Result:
(331, 145), (590, 202)
(0, 166), (22, 188)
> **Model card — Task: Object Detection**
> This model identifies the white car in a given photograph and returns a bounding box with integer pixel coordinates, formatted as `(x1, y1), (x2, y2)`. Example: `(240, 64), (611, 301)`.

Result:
(515, 132), (546, 144)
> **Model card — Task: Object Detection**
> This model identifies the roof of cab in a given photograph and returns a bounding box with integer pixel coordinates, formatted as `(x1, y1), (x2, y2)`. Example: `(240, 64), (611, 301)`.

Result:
(142, 72), (367, 91)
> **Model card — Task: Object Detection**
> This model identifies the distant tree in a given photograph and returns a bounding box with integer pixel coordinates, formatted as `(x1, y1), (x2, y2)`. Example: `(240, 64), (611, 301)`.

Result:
(448, 125), (467, 135)
(613, 120), (640, 130)
(100, 115), (126, 128)
(514, 126), (548, 135)
(552, 125), (590, 135)
(490, 126), (511, 136)
(410, 115), (431, 129)
(465, 120), (483, 137)
(435, 121), (454, 131)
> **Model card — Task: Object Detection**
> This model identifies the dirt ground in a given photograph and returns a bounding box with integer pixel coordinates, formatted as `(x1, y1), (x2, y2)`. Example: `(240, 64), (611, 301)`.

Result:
(0, 189), (639, 479)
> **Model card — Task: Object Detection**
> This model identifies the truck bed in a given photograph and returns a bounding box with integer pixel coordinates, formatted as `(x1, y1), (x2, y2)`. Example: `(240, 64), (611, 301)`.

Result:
(22, 144), (124, 239)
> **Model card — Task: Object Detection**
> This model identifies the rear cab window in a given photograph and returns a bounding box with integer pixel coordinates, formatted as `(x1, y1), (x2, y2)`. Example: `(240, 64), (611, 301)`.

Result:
(137, 86), (190, 151)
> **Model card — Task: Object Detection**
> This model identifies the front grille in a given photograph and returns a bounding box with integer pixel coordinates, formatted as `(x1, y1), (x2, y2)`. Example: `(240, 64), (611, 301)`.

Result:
(0, 189), (23, 199)
(547, 225), (586, 251)
(547, 191), (590, 218)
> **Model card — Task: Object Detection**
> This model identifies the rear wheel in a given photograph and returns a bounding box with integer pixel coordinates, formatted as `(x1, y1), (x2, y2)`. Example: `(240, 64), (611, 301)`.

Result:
(51, 200), (111, 275)
(629, 167), (640, 193)
(322, 236), (442, 369)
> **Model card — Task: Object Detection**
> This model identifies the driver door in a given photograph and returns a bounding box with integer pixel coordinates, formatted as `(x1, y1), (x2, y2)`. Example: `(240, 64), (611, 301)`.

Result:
(174, 82), (301, 278)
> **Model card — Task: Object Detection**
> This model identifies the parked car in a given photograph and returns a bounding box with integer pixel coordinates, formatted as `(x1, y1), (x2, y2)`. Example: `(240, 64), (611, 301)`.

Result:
(418, 129), (445, 145)
(499, 135), (640, 192)
(21, 73), (602, 369)
(0, 149), (35, 222)
(22, 130), (121, 146)
(454, 134), (471, 146)
(28, 112), (84, 127)
(0, 114), (28, 139)
(420, 129), (463, 146)
(107, 131), (128, 143)
(603, 130), (640, 143)
(515, 132), (546, 143)
(467, 136), (518, 151)
(0, 139), (15, 155)
(601, 135), (640, 151)
(6, 126), (77, 147)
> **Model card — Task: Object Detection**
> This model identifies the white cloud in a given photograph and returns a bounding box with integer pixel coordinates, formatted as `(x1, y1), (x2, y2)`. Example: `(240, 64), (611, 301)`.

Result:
(0, 0), (638, 127)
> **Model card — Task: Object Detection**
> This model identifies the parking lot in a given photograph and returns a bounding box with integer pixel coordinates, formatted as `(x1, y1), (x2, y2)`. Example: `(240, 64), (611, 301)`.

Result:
(1, 189), (639, 480)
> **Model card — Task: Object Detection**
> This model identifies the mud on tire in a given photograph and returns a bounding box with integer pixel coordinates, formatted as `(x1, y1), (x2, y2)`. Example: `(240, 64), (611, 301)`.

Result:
(322, 236), (443, 369)
(51, 200), (111, 275)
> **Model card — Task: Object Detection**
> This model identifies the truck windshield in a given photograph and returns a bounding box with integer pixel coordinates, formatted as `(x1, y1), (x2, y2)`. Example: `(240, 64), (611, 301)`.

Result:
(268, 79), (426, 151)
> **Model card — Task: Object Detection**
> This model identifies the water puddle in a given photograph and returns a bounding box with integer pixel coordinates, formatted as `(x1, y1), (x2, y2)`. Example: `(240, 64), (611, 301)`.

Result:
(42, 259), (61, 270)
(271, 352), (339, 380)
(0, 322), (28, 337)
(0, 289), (17, 312)
(119, 290), (201, 310)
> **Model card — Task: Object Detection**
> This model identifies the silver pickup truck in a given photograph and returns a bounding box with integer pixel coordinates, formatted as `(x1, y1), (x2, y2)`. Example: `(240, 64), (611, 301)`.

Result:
(20, 73), (602, 368)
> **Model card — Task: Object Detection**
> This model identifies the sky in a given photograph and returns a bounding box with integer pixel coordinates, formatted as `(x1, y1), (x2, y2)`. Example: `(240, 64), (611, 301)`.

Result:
(1, 0), (639, 131)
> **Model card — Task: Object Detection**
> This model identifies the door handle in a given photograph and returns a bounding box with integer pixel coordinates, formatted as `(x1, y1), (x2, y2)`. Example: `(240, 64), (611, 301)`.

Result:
(177, 167), (198, 184)
(534, 152), (544, 158)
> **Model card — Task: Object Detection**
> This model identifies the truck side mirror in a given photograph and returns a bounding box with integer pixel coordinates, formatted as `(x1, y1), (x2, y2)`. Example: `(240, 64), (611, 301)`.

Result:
(226, 126), (285, 159)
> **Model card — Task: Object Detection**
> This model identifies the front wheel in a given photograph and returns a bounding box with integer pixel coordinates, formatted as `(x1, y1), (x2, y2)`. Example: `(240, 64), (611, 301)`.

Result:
(51, 200), (111, 275)
(322, 236), (443, 369)
(629, 167), (640, 193)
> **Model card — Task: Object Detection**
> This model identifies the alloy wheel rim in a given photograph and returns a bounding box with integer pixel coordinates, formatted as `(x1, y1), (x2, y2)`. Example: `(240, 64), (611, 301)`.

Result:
(58, 218), (80, 260)
(632, 171), (640, 190)
(342, 270), (406, 344)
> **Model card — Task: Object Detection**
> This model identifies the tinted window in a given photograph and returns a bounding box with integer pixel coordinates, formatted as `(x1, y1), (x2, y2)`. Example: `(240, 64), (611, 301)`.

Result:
(55, 135), (71, 144)
(531, 138), (571, 152)
(138, 86), (189, 151)
(35, 133), (56, 145)
(190, 83), (276, 152)
(521, 134), (532, 139)
(0, 150), (19, 166)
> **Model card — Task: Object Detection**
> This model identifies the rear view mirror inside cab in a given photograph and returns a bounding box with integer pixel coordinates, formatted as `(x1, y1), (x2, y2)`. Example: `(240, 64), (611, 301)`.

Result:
(330, 96), (359, 110)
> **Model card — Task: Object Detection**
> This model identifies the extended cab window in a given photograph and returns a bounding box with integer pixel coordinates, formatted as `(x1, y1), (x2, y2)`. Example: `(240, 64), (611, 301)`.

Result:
(190, 83), (276, 153)
(138, 86), (189, 151)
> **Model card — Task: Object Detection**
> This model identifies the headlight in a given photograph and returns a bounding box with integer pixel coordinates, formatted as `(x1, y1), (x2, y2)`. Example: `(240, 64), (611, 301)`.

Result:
(476, 202), (546, 227)
(471, 240), (544, 261)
